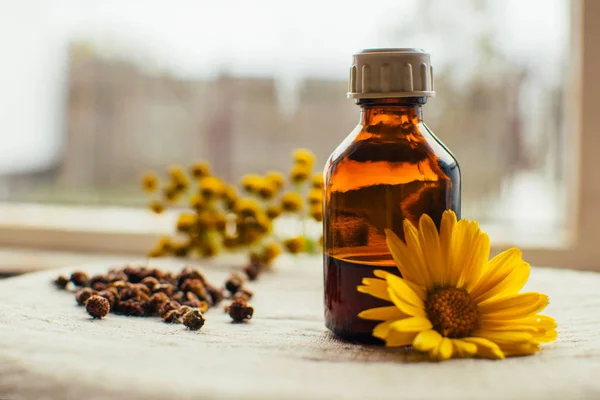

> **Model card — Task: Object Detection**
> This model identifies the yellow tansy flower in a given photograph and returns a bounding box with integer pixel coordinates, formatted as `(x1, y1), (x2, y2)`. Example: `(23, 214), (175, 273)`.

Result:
(163, 184), (181, 203)
(290, 164), (310, 184)
(176, 213), (197, 233)
(307, 188), (323, 206)
(199, 176), (222, 199)
(241, 174), (263, 193)
(189, 193), (206, 212)
(357, 211), (557, 360)
(168, 165), (189, 189)
(284, 236), (305, 254)
(281, 192), (303, 212)
(310, 204), (323, 222)
(266, 204), (282, 220)
(293, 148), (316, 167)
(258, 179), (278, 200)
(235, 198), (261, 218)
(190, 161), (211, 179)
(262, 242), (282, 263)
(141, 173), (159, 193)
(149, 200), (165, 214)
(265, 171), (285, 190)
(311, 174), (324, 189)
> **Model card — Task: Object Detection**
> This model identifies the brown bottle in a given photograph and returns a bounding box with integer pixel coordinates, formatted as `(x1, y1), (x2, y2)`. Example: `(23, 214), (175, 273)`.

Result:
(323, 49), (461, 342)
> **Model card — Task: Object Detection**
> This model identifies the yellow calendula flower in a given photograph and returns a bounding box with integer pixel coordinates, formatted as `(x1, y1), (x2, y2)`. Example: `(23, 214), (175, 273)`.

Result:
(293, 148), (316, 168)
(357, 211), (557, 361)
(281, 192), (303, 212)
(141, 173), (159, 193)
(290, 164), (310, 184)
(190, 161), (211, 179)
(265, 171), (285, 190)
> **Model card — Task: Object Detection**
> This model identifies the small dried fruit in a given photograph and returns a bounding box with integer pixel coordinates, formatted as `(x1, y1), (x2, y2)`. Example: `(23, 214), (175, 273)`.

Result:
(159, 301), (181, 317)
(54, 275), (70, 290)
(227, 299), (254, 322)
(232, 288), (254, 301)
(116, 300), (146, 316)
(224, 273), (244, 295)
(182, 309), (205, 331)
(70, 271), (89, 287)
(98, 290), (118, 309)
(243, 263), (261, 281)
(75, 288), (97, 306)
(141, 276), (159, 290)
(86, 295), (110, 319)
(163, 309), (183, 324)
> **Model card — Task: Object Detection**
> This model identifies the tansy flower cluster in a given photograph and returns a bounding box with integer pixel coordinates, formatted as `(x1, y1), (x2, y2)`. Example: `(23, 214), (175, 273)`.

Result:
(141, 149), (323, 271)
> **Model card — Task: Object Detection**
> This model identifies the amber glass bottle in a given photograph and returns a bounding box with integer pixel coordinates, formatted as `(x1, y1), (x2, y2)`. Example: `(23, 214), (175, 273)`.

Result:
(323, 49), (461, 342)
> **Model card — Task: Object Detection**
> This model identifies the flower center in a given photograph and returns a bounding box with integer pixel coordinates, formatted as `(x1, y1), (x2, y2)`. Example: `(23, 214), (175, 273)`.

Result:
(425, 287), (479, 338)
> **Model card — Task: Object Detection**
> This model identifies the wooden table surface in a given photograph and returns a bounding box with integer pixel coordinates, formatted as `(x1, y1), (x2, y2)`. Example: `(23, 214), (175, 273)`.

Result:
(1, 255), (599, 400)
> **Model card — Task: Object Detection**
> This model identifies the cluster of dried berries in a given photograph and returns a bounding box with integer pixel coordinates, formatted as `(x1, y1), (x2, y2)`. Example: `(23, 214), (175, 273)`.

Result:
(141, 149), (323, 269)
(54, 265), (256, 328)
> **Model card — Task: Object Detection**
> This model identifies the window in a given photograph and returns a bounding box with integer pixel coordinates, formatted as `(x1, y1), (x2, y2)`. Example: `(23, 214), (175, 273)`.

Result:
(1, 0), (588, 270)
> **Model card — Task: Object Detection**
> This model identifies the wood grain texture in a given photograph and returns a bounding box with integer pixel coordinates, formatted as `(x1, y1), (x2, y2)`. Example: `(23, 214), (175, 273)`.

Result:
(1, 255), (599, 400)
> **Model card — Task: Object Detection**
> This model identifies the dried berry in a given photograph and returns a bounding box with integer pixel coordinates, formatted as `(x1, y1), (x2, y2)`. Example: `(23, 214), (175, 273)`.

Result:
(132, 283), (151, 296)
(123, 266), (151, 283)
(70, 271), (89, 287)
(54, 275), (70, 290)
(91, 282), (108, 291)
(243, 263), (261, 281)
(141, 276), (159, 290)
(181, 279), (209, 301)
(183, 298), (208, 312)
(107, 270), (128, 282)
(224, 273), (244, 295)
(227, 299), (254, 322)
(98, 290), (118, 309)
(90, 274), (110, 289)
(159, 301), (181, 317)
(149, 292), (169, 313)
(177, 267), (206, 287)
(182, 309), (205, 331)
(75, 288), (97, 306)
(205, 283), (225, 305)
(116, 300), (146, 316)
(153, 283), (175, 297)
(163, 309), (183, 324)
(86, 295), (110, 319)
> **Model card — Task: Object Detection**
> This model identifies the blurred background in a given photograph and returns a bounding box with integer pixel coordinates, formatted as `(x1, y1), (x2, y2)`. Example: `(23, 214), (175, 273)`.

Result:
(0, 0), (590, 273)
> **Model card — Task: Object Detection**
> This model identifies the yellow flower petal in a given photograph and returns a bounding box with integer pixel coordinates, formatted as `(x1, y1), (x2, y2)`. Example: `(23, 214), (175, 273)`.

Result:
(462, 337), (505, 359)
(372, 320), (393, 339)
(439, 210), (457, 287)
(479, 293), (549, 319)
(385, 331), (418, 347)
(372, 269), (429, 300)
(387, 289), (427, 317)
(413, 329), (443, 352)
(358, 306), (407, 321)
(418, 214), (444, 287)
(385, 229), (429, 287)
(451, 339), (478, 357)
(472, 330), (534, 344)
(402, 219), (432, 286)
(389, 316), (432, 333)
(469, 248), (527, 300)
(458, 228), (490, 291)
(499, 342), (541, 357)
(357, 277), (391, 302)
(385, 274), (425, 308)
(436, 337), (454, 361)
(533, 329), (558, 343)
(473, 262), (530, 303)
(479, 314), (557, 330)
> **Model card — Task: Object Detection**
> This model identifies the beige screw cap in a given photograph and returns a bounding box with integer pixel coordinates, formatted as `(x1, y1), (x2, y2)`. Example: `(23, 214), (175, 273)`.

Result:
(348, 48), (435, 99)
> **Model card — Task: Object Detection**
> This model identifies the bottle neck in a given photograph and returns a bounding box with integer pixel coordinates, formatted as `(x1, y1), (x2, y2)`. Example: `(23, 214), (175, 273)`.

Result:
(357, 97), (426, 126)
